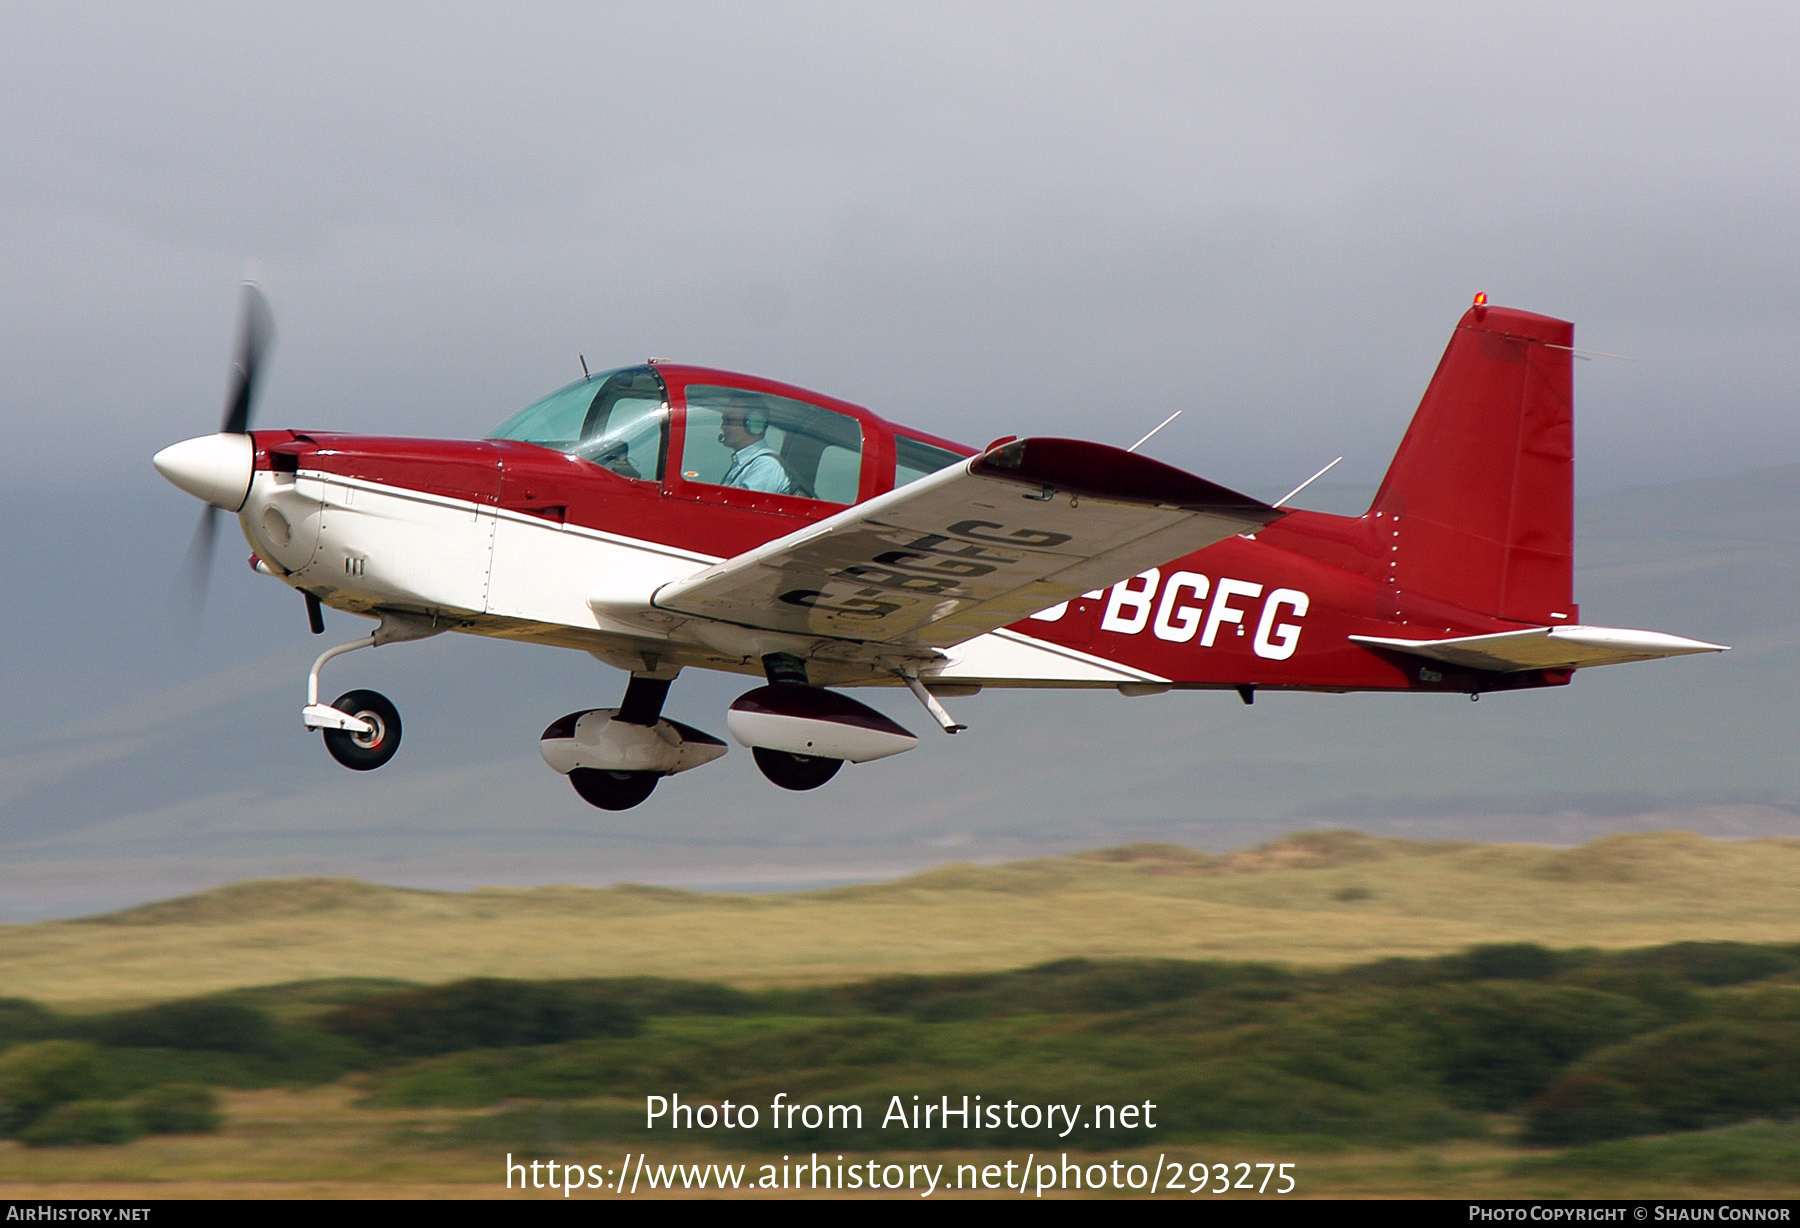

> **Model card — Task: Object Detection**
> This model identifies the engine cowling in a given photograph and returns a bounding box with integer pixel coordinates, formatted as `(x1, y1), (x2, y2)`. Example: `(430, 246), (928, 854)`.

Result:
(726, 685), (917, 763)
(539, 710), (727, 776)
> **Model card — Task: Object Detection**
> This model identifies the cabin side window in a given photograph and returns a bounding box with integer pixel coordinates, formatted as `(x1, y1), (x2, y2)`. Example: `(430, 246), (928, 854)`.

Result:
(894, 435), (966, 489)
(680, 385), (864, 504)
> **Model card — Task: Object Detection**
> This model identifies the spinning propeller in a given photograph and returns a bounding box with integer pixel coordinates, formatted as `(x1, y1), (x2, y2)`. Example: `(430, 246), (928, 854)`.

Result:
(159, 281), (274, 616)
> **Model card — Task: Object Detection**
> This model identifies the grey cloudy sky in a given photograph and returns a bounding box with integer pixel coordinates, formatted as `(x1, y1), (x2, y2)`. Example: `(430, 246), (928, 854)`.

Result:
(6, 3), (1798, 488)
(2, 4), (1796, 915)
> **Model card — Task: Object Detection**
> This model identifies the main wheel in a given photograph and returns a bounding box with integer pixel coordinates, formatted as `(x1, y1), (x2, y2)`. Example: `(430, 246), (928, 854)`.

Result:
(752, 747), (842, 791)
(321, 689), (402, 771)
(568, 768), (660, 810)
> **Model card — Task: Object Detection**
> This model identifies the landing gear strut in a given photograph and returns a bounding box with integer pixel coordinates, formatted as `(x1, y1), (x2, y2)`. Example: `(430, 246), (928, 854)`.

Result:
(302, 610), (444, 771)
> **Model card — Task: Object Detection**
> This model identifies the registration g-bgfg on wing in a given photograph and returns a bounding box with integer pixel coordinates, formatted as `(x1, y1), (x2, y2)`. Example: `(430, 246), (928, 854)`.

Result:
(153, 290), (1724, 810)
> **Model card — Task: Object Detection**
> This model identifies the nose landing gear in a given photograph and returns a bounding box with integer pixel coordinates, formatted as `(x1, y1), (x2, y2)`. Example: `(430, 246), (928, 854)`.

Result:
(302, 610), (445, 772)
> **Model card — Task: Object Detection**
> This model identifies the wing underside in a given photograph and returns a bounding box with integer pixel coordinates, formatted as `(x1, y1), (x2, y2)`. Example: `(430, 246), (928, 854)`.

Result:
(653, 437), (1282, 652)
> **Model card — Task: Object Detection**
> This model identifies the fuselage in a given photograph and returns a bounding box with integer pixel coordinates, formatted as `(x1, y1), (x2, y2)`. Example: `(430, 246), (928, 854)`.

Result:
(230, 358), (1566, 698)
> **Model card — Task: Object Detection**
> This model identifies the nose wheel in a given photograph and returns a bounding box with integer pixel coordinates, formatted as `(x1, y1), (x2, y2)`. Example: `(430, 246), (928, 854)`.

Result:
(320, 689), (402, 771)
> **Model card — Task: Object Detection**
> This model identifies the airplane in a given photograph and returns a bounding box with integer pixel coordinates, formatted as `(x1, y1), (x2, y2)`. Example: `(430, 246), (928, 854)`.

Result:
(153, 288), (1726, 810)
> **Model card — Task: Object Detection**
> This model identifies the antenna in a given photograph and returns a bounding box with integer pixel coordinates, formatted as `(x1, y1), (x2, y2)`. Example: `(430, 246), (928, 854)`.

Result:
(1127, 411), (1182, 453)
(1273, 456), (1343, 508)
(579, 354), (590, 379)
(1542, 343), (1636, 361)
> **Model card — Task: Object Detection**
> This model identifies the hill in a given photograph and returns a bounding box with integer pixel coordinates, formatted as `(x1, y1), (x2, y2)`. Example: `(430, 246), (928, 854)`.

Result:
(8, 830), (1800, 1005)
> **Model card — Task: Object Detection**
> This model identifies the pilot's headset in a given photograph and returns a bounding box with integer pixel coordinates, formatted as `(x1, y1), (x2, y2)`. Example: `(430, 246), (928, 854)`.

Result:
(740, 405), (769, 436)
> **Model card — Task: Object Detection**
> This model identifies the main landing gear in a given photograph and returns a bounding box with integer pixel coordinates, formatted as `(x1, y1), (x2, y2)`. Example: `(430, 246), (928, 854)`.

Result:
(301, 613), (969, 806)
(724, 653), (925, 792)
(567, 675), (672, 811)
(746, 653), (841, 792)
(302, 610), (445, 772)
(539, 673), (730, 810)
(543, 654), (941, 811)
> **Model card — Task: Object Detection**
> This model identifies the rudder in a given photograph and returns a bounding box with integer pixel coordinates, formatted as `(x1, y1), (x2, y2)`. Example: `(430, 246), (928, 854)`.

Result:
(1369, 304), (1576, 626)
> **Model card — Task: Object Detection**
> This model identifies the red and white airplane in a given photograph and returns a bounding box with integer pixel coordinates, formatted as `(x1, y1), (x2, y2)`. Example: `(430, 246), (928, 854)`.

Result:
(154, 289), (1725, 810)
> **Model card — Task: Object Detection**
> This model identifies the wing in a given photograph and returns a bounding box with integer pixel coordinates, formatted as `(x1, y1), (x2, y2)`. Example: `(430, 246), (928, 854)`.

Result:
(652, 437), (1282, 649)
(1350, 626), (1728, 672)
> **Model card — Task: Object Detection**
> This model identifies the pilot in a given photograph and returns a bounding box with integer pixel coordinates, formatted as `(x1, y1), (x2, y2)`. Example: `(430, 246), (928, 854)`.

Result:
(717, 405), (793, 494)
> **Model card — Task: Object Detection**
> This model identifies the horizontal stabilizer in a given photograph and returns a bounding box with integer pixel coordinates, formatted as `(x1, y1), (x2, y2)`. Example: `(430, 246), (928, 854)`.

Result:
(1349, 626), (1728, 673)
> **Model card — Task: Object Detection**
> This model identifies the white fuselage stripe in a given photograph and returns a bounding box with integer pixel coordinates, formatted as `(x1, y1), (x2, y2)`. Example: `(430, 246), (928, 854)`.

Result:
(304, 471), (724, 566)
(279, 470), (1151, 687)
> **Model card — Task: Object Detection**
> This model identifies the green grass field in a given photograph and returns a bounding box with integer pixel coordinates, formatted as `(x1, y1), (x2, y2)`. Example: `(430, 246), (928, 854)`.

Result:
(1, 830), (1798, 1199)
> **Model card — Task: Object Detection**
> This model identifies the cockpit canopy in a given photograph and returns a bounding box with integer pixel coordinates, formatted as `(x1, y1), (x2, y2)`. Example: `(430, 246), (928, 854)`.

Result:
(487, 366), (670, 480)
(488, 363), (966, 506)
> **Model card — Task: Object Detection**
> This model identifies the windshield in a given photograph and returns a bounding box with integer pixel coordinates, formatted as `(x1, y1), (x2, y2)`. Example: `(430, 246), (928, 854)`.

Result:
(487, 365), (669, 480)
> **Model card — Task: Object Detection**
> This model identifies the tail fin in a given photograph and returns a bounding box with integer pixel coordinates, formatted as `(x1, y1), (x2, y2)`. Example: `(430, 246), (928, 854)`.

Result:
(1370, 304), (1576, 625)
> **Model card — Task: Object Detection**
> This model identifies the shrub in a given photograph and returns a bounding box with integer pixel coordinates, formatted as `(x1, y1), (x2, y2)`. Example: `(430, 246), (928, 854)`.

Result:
(1454, 943), (1562, 982)
(20, 1100), (140, 1147)
(133, 1083), (222, 1134)
(1526, 1018), (1800, 1144)
(834, 960), (1298, 1020)
(603, 978), (756, 1017)
(1615, 942), (1798, 987)
(1565, 969), (1701, 1020)
(88, 1000), (277, 1053)
(1521, 1071), (1650, 1145)
(1021, 960), (1296, 1014)
(325, 979), (639, 1054)
(0, 999), (55, 1046)
(0, 1042), (107, 1134)
(1410, 984), (1653, 1111)
(837, 974), (995, 1018)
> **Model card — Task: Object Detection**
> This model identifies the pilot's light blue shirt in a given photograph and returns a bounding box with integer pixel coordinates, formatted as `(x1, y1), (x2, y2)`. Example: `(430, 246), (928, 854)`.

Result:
(721, 441), (792, 494)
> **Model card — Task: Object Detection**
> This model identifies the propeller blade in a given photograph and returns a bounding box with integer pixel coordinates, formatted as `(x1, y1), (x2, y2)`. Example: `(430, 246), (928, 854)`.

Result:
(175, 505), (220, 622)
(170, 278), (273, 625)
(219, 280), (274, 435)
